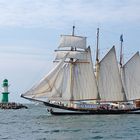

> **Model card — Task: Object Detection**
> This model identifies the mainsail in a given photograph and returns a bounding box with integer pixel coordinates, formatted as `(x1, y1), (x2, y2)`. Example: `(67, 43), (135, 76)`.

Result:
(98, 46), (126, 101)
(122, 52), (140, 100)
(72, 47), (98, 100)
(55, 47), (98, 101)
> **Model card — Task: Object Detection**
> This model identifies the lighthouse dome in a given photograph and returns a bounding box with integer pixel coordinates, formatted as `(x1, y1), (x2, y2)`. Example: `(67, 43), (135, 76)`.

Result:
(3, 79), (8, 82)
(3, 79), (8, 87)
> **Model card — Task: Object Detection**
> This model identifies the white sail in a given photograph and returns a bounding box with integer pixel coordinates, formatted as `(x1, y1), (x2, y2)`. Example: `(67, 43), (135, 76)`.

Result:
(21, 29), (140, 114)
(98, 46), (125, 101)
(122, 52), (140, 100)
(22, 47), (98, 101)
(55, 51), (89, 61)
(72, 47), (99, 100)
(22, 54), (68, 101)
(59, 35), (86, 49)
(54, 47), (98, 101)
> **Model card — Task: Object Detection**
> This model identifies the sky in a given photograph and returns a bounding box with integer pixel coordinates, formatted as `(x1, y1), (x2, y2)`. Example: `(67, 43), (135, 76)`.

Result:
(0, 0), (140, 103)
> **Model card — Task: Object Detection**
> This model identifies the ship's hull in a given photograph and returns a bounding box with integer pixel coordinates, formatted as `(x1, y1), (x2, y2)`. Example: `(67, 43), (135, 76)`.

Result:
(44, 101), (140, 115)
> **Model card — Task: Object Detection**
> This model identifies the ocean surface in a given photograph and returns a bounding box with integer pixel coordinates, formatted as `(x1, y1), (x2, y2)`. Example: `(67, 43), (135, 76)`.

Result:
(0, 104), (140, 140)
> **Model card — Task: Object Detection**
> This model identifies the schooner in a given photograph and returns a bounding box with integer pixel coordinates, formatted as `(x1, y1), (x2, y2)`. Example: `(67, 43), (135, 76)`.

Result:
(21, 27), (140, 115)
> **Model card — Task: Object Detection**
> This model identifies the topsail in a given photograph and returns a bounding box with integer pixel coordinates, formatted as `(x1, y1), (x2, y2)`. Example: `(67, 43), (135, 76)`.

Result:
(59, 35), (86, 49)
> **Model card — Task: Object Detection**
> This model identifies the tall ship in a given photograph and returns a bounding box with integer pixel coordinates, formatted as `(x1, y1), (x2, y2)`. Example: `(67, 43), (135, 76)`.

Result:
(21, 27), (140, 115)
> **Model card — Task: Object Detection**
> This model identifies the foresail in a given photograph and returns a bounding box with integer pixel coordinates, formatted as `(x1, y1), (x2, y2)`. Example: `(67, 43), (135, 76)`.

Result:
(98, 46), (125, 101)
(122, 52), (140, 100)
(59, 35), (86, 49)
(21, 54), (68, 101)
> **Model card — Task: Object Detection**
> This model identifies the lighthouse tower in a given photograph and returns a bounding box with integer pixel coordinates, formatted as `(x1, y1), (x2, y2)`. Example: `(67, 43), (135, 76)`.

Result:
(2, 79), (9, 103)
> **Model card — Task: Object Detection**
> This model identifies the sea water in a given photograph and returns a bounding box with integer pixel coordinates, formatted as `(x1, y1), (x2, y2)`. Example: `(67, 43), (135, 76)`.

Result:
(0, 104), (140, 140)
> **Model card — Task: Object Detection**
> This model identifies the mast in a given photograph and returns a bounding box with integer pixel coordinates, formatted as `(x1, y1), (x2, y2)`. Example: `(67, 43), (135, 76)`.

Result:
(95, 28), (101, 100)
(120, 34), (123, 68)
(70, 26), (75, 101)
(95, 28), (100, 81)
(72, 26), (75, 36)
(119, 34), (127, 101)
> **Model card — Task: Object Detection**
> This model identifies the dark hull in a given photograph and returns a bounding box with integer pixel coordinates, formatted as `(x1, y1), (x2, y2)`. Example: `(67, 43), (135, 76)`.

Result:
(21, 96), (140, 115)
(50, 111), (140, 115)
(43, 102), (140, 115)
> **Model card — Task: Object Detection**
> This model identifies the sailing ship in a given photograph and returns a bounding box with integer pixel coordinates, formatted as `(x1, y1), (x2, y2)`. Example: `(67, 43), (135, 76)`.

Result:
(21, 27), (140, 115)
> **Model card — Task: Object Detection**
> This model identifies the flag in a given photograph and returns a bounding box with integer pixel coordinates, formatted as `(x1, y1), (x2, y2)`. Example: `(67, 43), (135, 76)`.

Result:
(120, 34), (123, 42)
